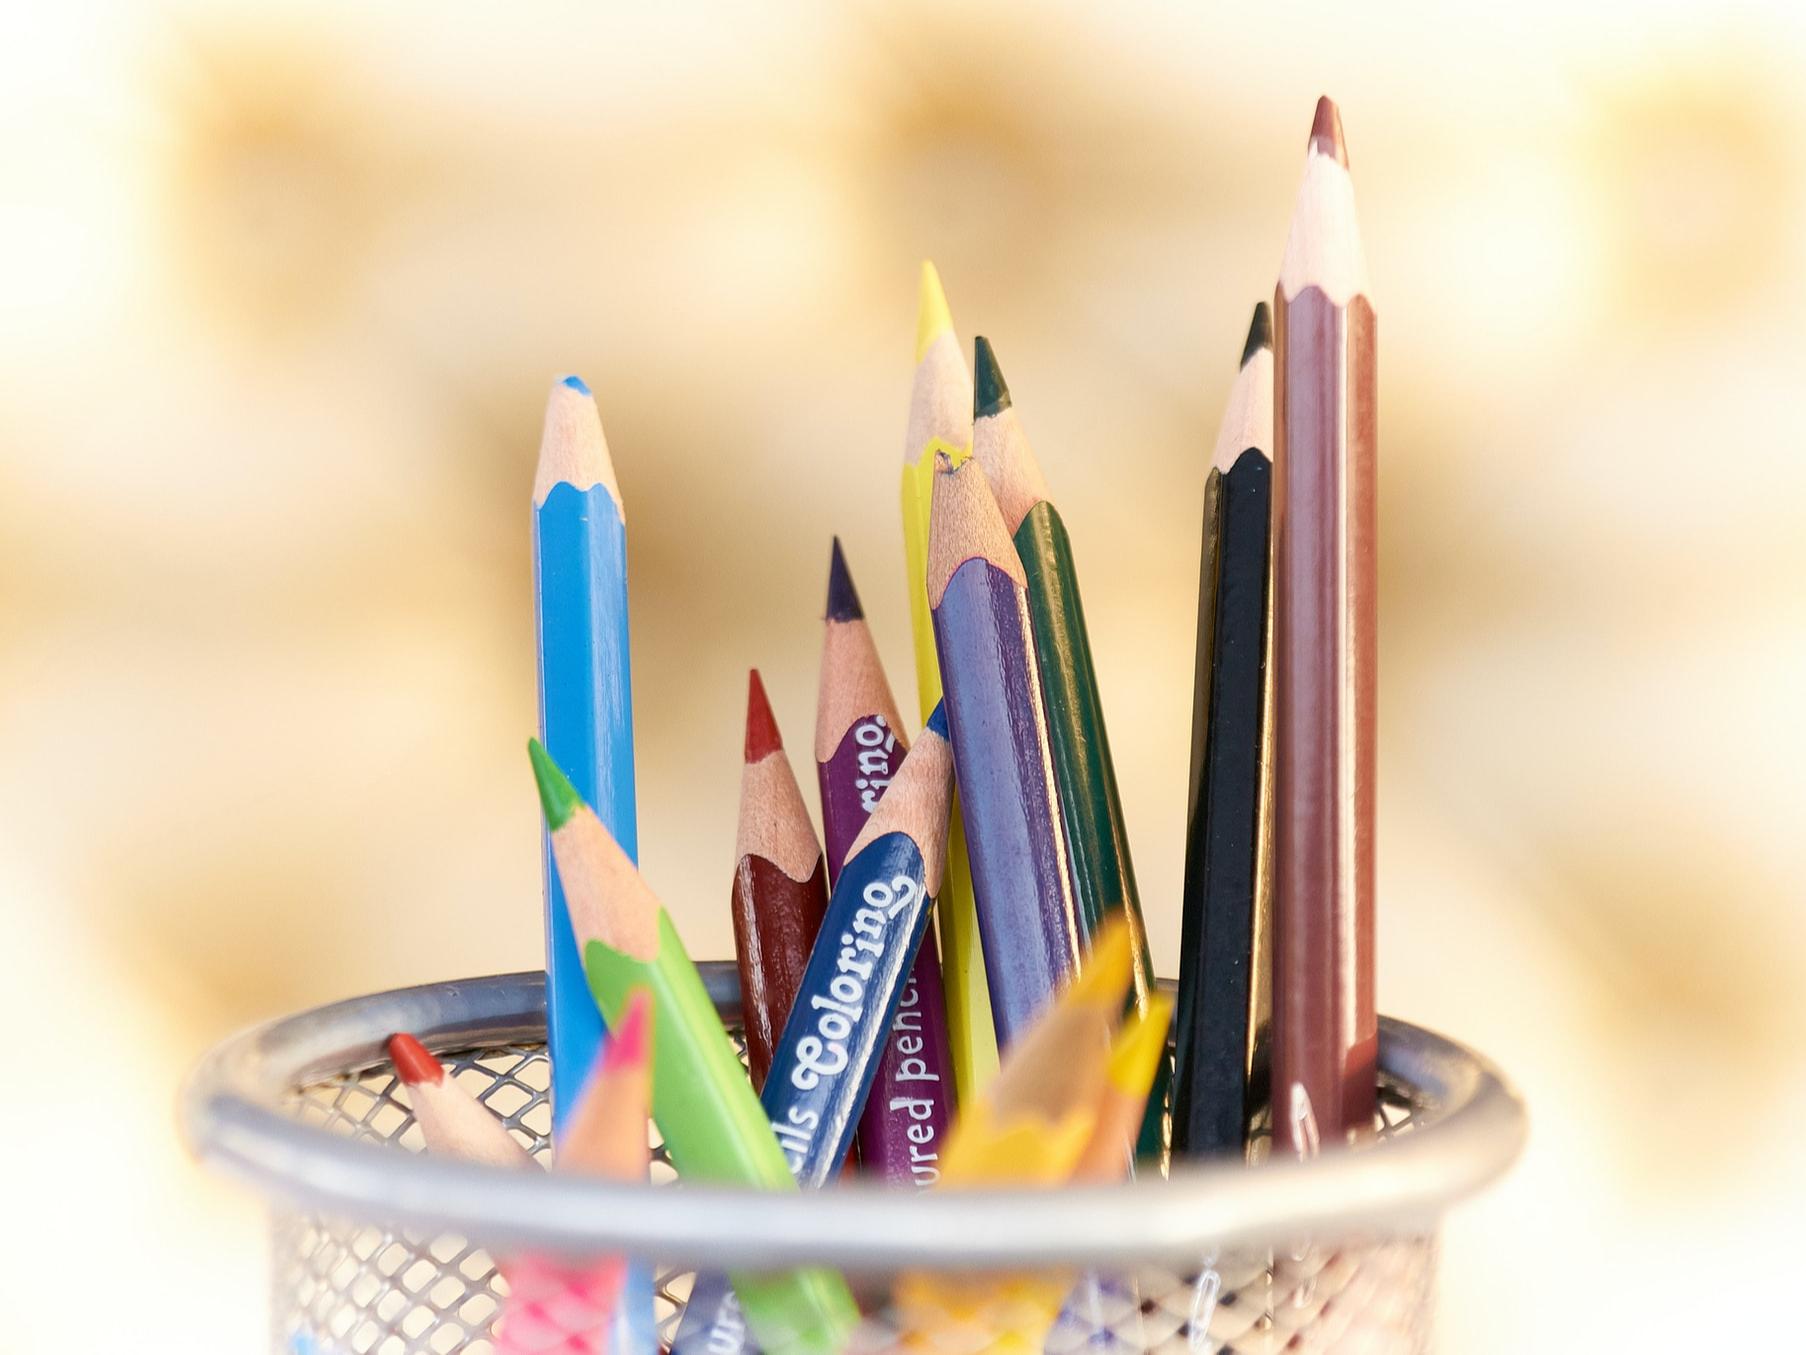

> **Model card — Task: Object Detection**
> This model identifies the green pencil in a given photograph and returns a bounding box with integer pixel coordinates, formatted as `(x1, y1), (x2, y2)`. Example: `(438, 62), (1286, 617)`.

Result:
(529, 740), (858, 1355)
(968, 337), (1167, 1160)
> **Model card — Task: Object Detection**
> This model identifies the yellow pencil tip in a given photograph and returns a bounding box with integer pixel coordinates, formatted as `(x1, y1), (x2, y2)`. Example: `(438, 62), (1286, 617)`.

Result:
(916, 260), (955, 362)
(1065, 915), (1135, 1010)
(1107, 995), (1173, 1094)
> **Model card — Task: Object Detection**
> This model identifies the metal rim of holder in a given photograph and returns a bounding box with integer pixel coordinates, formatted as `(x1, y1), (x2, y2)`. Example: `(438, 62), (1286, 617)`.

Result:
(181, 967), (1526, 1274)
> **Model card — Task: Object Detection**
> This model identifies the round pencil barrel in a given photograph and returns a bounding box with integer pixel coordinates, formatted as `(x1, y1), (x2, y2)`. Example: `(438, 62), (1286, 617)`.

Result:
(1272, 98), (1379, 1152)
(533, 375), (638, 1135)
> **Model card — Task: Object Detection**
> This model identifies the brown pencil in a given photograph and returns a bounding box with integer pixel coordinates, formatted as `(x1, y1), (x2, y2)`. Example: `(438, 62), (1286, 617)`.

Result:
(1272, 95), (1378, 1155)
(730, 669), (830, 1091)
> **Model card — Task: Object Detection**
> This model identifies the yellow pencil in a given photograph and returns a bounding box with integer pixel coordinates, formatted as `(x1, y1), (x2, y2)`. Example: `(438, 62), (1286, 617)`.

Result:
(892, 921), (1136, 1355)
(902, 261), (999, 1104)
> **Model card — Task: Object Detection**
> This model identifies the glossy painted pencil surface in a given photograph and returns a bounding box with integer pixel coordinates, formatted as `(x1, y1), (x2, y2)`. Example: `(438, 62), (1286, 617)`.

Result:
(969, 336), (1165, 1158)
(673, 709), (955, 1355)
(928, 456), (1080, 1046)
(1173, 306), (1277, 1160)
(764, 703), (954, 1185)
(731, 670), (830, 1091)
(900, 263), (999, 1102)
(533, 374), (637, 1134)
(529, 742), (857, 1355)
(816, 539), (955, 1186)
(1273, 97), (1379, 1153)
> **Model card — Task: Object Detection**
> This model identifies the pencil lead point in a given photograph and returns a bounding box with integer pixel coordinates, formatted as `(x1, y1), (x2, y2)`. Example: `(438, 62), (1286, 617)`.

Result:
(745, 669), (783, 762)
(925, 700), (949, 741)
(973, 336), (1012, 419)
(1241, 303), (1273, 367)
(916, 261), (955, 362)
(387, 1033), (445, 1087)
(559, 374), (592, 396)
(527, 738), (584, 831)
(1309, 95), (1348, 167)
(825, 538), (864, 622)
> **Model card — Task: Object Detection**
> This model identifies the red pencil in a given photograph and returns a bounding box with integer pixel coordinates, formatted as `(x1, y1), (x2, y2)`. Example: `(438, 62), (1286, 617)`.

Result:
(387, 1033), (536, 1170)
(730, 670), (830, 1090)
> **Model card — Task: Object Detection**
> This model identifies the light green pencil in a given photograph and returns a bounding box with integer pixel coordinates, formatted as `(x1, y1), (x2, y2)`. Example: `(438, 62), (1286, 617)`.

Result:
(529, 741), (858, 1355)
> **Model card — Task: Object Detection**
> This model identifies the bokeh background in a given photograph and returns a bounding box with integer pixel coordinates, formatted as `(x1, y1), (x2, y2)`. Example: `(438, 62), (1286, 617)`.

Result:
(6, 1), (1806, 1349)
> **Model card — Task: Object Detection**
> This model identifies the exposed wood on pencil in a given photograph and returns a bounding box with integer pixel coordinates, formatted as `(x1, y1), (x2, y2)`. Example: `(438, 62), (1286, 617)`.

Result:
(925, 454), (1028, 603)
(1273, 95), (1379, 1152)
(533, 374), (624, 509)
(843, 709), (955, 896)
(731, 670), (830, 1089)
(558, 987), (653, 1179)
(968, 336), (1051, 533)
(905, 262), (974, 466)
(814, 540), (906, 769)
(531, 743), (662, 963)
(1212, 307), (1275, 474)
(388, 1033), (536, 1171)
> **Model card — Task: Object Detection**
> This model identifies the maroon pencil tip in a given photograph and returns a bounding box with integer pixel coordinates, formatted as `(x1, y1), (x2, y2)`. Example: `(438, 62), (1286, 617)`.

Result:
(1309, 95), (1348, 167)
(745, 669), (783, 762)
(387, 1033), (444, 1086)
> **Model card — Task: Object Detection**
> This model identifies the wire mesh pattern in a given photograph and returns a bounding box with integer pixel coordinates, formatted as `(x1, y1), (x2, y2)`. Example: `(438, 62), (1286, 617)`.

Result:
(272, 1030), (1435, 1355)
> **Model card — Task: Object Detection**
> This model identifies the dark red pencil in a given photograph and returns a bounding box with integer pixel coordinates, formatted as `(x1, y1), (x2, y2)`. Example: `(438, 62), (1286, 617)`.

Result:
(729, 669), (830, 1090)
(1272, 96), (1378, 1154)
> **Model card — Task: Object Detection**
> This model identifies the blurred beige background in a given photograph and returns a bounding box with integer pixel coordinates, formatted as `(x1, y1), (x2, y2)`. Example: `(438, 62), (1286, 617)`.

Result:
(5, 0), (1806, 1349)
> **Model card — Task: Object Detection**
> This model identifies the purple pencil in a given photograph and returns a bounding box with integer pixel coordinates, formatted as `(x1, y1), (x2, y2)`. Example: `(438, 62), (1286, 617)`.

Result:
(815, 538), (956, 1185)
(927, 456), (1081, 1046)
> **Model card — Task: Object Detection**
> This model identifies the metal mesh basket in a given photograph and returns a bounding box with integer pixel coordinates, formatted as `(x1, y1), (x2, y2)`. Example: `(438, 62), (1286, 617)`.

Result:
(183, 969), (1524, 1355)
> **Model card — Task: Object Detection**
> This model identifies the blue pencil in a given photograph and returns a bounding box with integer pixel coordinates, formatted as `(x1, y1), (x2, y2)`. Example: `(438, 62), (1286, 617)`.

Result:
(532, 376), (652, 1353)
(533, 374), (639, 1129)
(670, 706), (956, 1355)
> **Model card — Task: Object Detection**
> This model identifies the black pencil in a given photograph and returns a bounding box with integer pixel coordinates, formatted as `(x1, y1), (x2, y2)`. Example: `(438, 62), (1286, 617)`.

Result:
(1172, 303), (1275, 1159)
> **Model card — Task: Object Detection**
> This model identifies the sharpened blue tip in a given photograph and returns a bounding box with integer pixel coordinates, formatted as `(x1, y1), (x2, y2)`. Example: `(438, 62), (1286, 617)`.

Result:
(561, 374), (592, 396)
(925, 700), (949, 740)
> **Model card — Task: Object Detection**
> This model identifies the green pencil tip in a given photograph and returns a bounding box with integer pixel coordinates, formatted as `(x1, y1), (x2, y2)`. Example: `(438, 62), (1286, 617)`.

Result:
(972, 335), (1011, 418)
(527, 738), (583, 830)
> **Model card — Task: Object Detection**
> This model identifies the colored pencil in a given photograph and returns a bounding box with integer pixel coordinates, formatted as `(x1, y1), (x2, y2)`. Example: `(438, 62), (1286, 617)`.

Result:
(1272, 96), (1378, 1154)
(927, 455), (1081, 1046)
(529, 741), (858, 1355)
(901, 263), (999, 1103)
(388, 1033), (537, 1170)
(534, 374), (638, 1135)
(730, 670), (830, 1092)
(1172, 304), (1277, 1161)
(816, 538), (956, 1186)
(891, 921), (1134, 1355)
(672, 707), (956, 1355)
(969, 335), (1166, 1160)
(502, 989), (656, 1355)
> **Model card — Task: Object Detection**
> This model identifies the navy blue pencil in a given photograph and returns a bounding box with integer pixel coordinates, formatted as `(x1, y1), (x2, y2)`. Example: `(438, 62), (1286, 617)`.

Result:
(671, 707), (956, 1355)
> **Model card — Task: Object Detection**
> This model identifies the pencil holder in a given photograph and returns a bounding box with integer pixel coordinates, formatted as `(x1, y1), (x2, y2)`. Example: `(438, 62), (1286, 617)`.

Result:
(183, 968), (1524, 1355)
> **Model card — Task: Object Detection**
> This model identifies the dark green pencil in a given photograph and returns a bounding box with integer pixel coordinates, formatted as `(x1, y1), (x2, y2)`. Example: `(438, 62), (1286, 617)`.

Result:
(969, 335), (1166, 1161)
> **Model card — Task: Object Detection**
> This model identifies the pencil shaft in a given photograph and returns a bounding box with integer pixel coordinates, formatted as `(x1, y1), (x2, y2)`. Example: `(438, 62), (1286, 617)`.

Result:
(535, 483), (636, 1133)
(933, 559), (1081, 1044)
(1174, 451), (1274, 1157)
(582, 915), (857, 1355)
(1273, 287), (1378, 1150)
(903, 457), (999, 1100)
(1011, 500), (1167, 1158)
(819, 717), (955, 1186)
(730, 855), (829, 1090)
